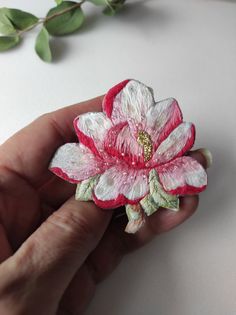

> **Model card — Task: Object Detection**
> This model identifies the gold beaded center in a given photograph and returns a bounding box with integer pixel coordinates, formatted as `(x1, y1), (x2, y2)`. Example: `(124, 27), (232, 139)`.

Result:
(137, 130), (153, 161)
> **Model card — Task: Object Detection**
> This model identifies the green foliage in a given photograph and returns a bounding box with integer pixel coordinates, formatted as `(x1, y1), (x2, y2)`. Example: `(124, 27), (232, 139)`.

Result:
(0, 35), (20, 51)
(55, 0), (64, 5)
(0, 10), (16, 35)
(75, 175), (99, 201)
(103, 0), (126, 16)
(140, 170), (180, 216)
(88, 0), (107, 5)
(0, 0), (127, 62)
(45, 1), (84, 36)
(2, 8), (39, 30)
(35, 27), (52, 62)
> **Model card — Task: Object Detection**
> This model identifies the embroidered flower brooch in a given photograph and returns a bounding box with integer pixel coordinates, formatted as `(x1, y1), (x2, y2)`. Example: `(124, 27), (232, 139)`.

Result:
(49, 79), (207, 233)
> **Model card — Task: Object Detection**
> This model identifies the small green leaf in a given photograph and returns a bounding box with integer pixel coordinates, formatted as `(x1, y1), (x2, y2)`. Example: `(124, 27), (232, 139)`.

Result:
(45, 1), (85, 36)
(35, 27), (52, 62)
(149, 170), (179, 211)
(0, 35), (20, 52)
(88, 0), (107, 5)
(0, 9), (16, 35)
(125, 204), (145, 234)
(140, 194), (159, 216)
(75, 175), (100, 201)
(103, 0), (126, 16)
(140, 170), (180, 216)
(55, 0), (64, 5)
(3, 8), (38, 30)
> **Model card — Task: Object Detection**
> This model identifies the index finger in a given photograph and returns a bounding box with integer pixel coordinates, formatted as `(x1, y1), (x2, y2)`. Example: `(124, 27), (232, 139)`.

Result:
(0, 96), (103, 188)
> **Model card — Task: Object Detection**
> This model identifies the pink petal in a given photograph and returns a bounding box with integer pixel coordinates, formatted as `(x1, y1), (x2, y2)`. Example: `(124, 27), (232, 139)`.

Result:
(156, 156), (207, 195)
(103, 79), (130, 118)
(104, 123), (146, 167)
(103, 79), (155, 126)
(148, 122), (195, 166)
(93, 165), (149, 208)
(145, 98), (183, 148)
(74, 112), (112, 157)
(49, 143), (106, 183)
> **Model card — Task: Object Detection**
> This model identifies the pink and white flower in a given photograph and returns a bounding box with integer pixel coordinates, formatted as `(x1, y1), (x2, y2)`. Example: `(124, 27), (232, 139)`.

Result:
(50, 79), (207, 231)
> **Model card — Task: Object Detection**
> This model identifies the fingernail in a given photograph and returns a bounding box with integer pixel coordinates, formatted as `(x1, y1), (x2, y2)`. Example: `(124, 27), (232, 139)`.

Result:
(198, 148), (213, 168)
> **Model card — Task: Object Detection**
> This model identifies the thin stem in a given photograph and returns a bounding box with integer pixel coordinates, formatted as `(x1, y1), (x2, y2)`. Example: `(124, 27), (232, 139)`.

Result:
(17, 0), (86, 36)
(44, 0), (86, 23)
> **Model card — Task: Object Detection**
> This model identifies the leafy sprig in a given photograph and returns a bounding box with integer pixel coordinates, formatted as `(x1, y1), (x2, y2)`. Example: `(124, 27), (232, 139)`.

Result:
(0, 0), (126, 62)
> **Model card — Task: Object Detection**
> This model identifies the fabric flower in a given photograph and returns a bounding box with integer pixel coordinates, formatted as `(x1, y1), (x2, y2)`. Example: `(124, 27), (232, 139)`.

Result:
(49, 79), (207, 233)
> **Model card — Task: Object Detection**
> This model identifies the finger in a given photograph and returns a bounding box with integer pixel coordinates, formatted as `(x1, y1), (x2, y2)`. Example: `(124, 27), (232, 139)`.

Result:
(0, 224), (13, 263)
(84, 195), (198, 284)
(39, 176), (76, 209)
(187, 148), (212, 169)
(0, 96), (103, 189)
(59, 264), (95, 315)
(5, 199), (112, 305)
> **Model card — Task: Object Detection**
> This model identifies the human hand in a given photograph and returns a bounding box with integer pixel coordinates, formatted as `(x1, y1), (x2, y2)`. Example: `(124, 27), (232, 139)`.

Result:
(0, 96), (209, 315)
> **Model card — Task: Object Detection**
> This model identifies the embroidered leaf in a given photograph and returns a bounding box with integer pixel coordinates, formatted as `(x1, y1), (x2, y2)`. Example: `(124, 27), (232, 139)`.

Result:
(75, 175), (100, 201)
(0, 35), (20, 52)
(2, 8), (38, 30)
(149, 169), (179, 211)
(35, 27), (52, 62)
(140, 194), (159, 216)
(0, 10), (16, 35)
(141, 170), (179, 216)
(125, 204), (145, 234)
(45, 1), (84, 36)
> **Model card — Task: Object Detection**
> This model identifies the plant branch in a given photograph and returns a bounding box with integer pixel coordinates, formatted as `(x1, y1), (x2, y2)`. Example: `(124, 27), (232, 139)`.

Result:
(17, 0), (86, 36)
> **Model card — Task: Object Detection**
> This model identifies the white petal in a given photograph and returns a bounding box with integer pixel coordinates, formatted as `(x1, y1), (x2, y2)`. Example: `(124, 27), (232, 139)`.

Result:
(49, 143), (105, 183)
(111, 80), (155, 125)
(74, 112), (112, 150)
(157, 156), (207, 194)
(94, 166), (149, 202)
(150, 122), (195, 165)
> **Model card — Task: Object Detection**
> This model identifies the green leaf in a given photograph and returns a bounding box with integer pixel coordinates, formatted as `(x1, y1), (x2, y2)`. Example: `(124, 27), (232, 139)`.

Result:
(149, 169), (179, 211)
(0, 9), (16, 35)
(75, 175), (100, 201)
(35, 27), (52, 62)
(140, 194), (159, 216)
(103, 0), (126, 16)
(140, 170), (179, 216)
(45, 1), (85, 36)
(0, 35), (20, 52)
(88, 0), (107, 5)
(3, 8), (38, 30)
(55, 0), (64, 5)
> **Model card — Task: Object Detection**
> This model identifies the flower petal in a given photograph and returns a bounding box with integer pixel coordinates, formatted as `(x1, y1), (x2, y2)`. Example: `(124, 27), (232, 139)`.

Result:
(104, 79), (155, 126)
(145, 98), (183, 147)
(103, 79), (130, 118)
(156, 156), (207, 194)
(93, 165), (149, 208)
(104, 123), (145, 167)
(49, 143), (105, 183)
(149, 122), (195, 166)
(74, 112), (112, 156)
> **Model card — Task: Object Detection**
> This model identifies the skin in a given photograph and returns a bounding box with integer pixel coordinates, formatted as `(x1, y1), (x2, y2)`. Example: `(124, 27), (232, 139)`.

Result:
(0, 96), (207, 315)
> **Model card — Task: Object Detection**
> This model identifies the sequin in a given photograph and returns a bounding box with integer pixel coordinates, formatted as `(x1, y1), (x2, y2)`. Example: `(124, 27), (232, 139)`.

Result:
(137, 130), (153, 161)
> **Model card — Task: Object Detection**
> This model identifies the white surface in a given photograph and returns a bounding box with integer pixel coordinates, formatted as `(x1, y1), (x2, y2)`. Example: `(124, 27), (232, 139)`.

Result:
(0, 0), (236, 314)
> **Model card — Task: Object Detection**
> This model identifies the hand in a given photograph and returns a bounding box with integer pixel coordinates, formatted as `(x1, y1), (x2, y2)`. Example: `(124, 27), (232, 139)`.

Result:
(0, 96), (208, 315)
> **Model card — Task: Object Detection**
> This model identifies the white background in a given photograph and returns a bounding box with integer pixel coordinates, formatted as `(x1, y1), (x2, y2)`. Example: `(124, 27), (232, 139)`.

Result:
(0, 0), (236, 314)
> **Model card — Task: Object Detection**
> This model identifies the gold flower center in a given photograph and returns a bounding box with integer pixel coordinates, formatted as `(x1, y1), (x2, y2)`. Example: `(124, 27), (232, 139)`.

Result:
(137, 130), (153, 161)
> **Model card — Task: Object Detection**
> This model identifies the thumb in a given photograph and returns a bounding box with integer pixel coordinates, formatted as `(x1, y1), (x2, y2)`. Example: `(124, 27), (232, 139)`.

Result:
(4, 198), (112, 303)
